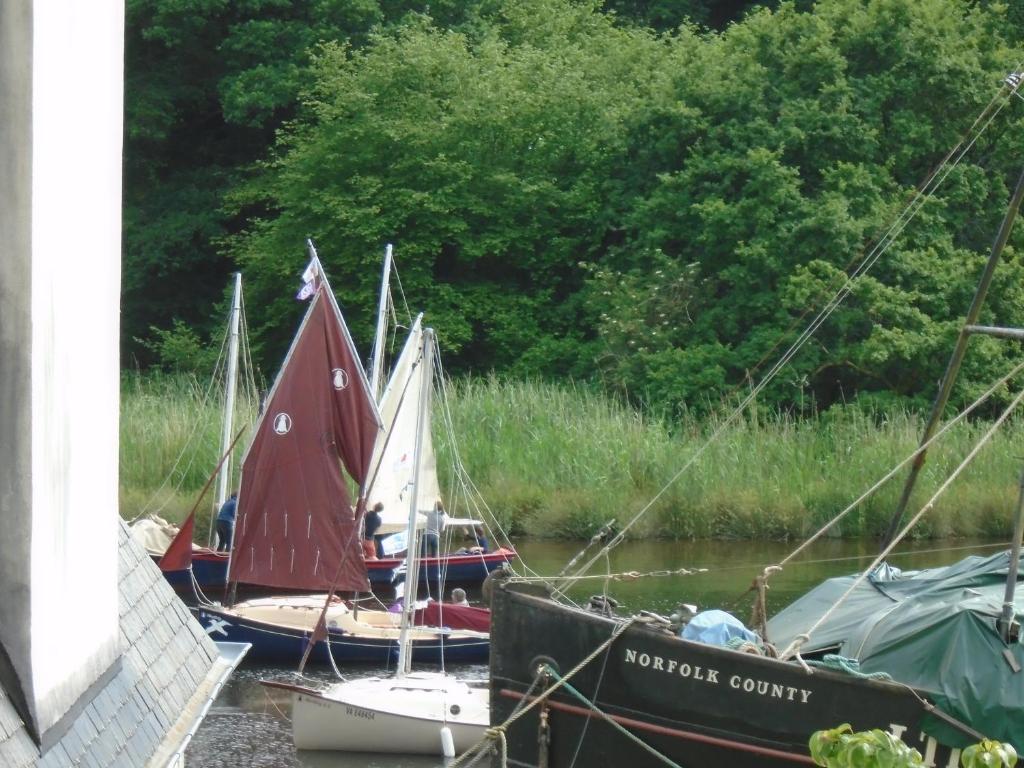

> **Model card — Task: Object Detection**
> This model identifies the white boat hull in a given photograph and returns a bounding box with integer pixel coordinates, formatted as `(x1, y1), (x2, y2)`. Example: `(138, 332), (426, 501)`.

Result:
(286, 673), (488, 754)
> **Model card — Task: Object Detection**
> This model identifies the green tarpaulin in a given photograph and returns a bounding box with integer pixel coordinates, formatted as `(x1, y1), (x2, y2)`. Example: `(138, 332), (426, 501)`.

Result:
(768, 551), (1024, 748)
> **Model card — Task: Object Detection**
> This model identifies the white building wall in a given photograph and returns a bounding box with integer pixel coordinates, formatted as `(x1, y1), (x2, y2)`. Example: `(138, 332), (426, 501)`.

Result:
(29, 0), (124, 734)
(0, 0), (123, 741)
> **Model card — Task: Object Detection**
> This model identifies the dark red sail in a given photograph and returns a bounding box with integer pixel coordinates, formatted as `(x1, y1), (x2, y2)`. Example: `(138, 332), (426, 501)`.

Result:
(159, 511), (195, 572)
(415, 602), (491, 633)
(228, 288), (381, 592)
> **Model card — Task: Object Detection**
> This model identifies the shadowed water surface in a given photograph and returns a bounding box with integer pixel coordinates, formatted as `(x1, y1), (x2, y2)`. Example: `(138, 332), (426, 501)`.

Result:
(185, 536), (1007, 766)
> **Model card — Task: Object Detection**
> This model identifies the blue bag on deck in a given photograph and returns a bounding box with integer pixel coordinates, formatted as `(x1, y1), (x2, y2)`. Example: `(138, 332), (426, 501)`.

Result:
(681, 609), (758, 646)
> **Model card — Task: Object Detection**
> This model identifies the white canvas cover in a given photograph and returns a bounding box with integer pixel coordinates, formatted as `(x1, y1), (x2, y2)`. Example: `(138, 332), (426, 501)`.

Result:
(367, 316), (441, 534)
(129, 515), (207, 555)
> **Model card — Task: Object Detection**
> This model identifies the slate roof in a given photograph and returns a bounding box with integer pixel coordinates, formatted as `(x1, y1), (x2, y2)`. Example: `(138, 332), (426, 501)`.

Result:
(0, 522), (220, 767)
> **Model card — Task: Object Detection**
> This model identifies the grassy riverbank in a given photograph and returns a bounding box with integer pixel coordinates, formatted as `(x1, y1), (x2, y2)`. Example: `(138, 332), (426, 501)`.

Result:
(120, 373), (1024, 542)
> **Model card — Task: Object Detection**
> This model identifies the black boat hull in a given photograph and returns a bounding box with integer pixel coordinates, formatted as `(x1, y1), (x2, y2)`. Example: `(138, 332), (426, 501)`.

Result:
(489, 585), (962, 768)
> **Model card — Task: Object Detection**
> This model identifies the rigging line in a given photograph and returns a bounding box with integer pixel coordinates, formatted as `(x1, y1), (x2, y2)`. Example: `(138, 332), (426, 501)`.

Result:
(742, 81), (1014, 385)
(746, 540), (1010, 573)
(429, 365), (548, 588)
(567, 608), (618, 768)
(712, 91), (1007, 415)
(556, 335), (1014, 596)
(133, 304), (235, 522)
(441, 436), (536, 583)
(434, 381), (555, 590)
(431, 353), (526, 564)
(781, 377), (1024, 660)
(546, 668), (685, 768)
(389, 255), (414, 330)
(702, 84), (1010, 427)
(513, 566), (707, 584)
(514, 542), (1010, 589)
(773, 357), (1024, 570)
(556, 81), (1018, 592)
(434, 397), (519, 567)
(189, 569), (217, 607)
(456, 674), (547, 768)
(139, 360), (227, 519)
(749, 94), (1002, 403)
(260, 686), (293, 724)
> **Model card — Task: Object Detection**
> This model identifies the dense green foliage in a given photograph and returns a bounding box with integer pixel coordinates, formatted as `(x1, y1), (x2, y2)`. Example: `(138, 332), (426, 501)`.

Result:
(121, 373), (1024, 541)
(126, 0), (1024, 419)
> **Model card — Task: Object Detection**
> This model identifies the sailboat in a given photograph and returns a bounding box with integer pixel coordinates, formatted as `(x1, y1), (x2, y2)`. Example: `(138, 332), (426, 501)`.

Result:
(264, 325), (489, 755)
(484, 87), (1024, 767)
(194, 246), (490, 664)
(361, 246), (517, 588)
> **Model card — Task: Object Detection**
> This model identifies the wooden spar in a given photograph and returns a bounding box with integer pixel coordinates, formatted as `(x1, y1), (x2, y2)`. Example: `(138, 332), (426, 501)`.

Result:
(964, 324), (1024, 341)
(999, 469), (1024, 643)
(880, 166), (1024, 549)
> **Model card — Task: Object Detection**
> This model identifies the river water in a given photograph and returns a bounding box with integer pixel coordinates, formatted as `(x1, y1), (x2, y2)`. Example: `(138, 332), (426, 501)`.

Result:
(184, 537), (1006, 767)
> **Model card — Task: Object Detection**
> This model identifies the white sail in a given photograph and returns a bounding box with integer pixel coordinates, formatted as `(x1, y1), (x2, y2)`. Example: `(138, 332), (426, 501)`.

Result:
(367, 315), (441, 533)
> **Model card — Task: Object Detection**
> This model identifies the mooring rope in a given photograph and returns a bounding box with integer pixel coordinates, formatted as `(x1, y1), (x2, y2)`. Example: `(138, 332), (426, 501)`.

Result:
(450, 616), (637, 767)
(546, 667), (685, 768)
(512, 566), (708, 584)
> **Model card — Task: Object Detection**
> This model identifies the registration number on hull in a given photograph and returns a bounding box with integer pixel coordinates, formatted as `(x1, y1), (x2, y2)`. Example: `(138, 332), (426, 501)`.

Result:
(345, 705), (375, 720)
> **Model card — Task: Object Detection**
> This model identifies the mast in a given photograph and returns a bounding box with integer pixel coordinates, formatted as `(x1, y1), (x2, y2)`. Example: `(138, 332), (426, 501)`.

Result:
(396, 328), (434, 678)
(369, 244), (393, 402)
(214, 272), (243, 515)
(227, 241), (382, 595)
(880, 167), (1024, 549)
(999, 468), (1024, 643)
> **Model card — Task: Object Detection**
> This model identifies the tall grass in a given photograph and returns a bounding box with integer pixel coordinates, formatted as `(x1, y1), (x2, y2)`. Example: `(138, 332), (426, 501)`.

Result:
(121, 373), (1024, 541)
(434, 377), (1024, 541)
(120, 372), (256, 542)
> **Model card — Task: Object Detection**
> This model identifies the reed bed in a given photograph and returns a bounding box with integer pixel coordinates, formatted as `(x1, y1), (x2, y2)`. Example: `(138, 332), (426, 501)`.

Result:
(120, 373), (1024, 541)
(120, 372), (257, 543)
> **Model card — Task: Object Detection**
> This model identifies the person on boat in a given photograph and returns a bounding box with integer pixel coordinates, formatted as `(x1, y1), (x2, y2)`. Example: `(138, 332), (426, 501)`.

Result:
(423, 499), (446, 558)
(362, 502), (383, 560)
(472, 524), (489, 553)
(215, 492), (237, 552)
(451, 587), (469, 606)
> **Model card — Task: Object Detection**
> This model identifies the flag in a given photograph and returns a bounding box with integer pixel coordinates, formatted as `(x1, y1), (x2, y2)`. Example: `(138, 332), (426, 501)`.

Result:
(296, 258), (319, 300)
(159, 511), (195, 572)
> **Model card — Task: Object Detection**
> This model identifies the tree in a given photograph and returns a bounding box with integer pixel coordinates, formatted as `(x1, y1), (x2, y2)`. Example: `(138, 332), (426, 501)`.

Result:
(227, 0), (668, 372)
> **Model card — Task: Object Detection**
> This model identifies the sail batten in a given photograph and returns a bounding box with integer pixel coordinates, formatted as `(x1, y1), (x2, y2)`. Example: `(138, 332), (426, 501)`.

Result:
(229, 288), (382, 592)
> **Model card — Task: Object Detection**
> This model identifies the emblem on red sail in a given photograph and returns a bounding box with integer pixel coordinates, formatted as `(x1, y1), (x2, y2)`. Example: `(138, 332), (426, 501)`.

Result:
(273, 413), (292, 434)
(332, 368), (349, 390)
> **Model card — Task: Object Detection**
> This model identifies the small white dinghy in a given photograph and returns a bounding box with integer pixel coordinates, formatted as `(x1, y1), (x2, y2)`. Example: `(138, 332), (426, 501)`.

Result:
(269, 672), (488, 754)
